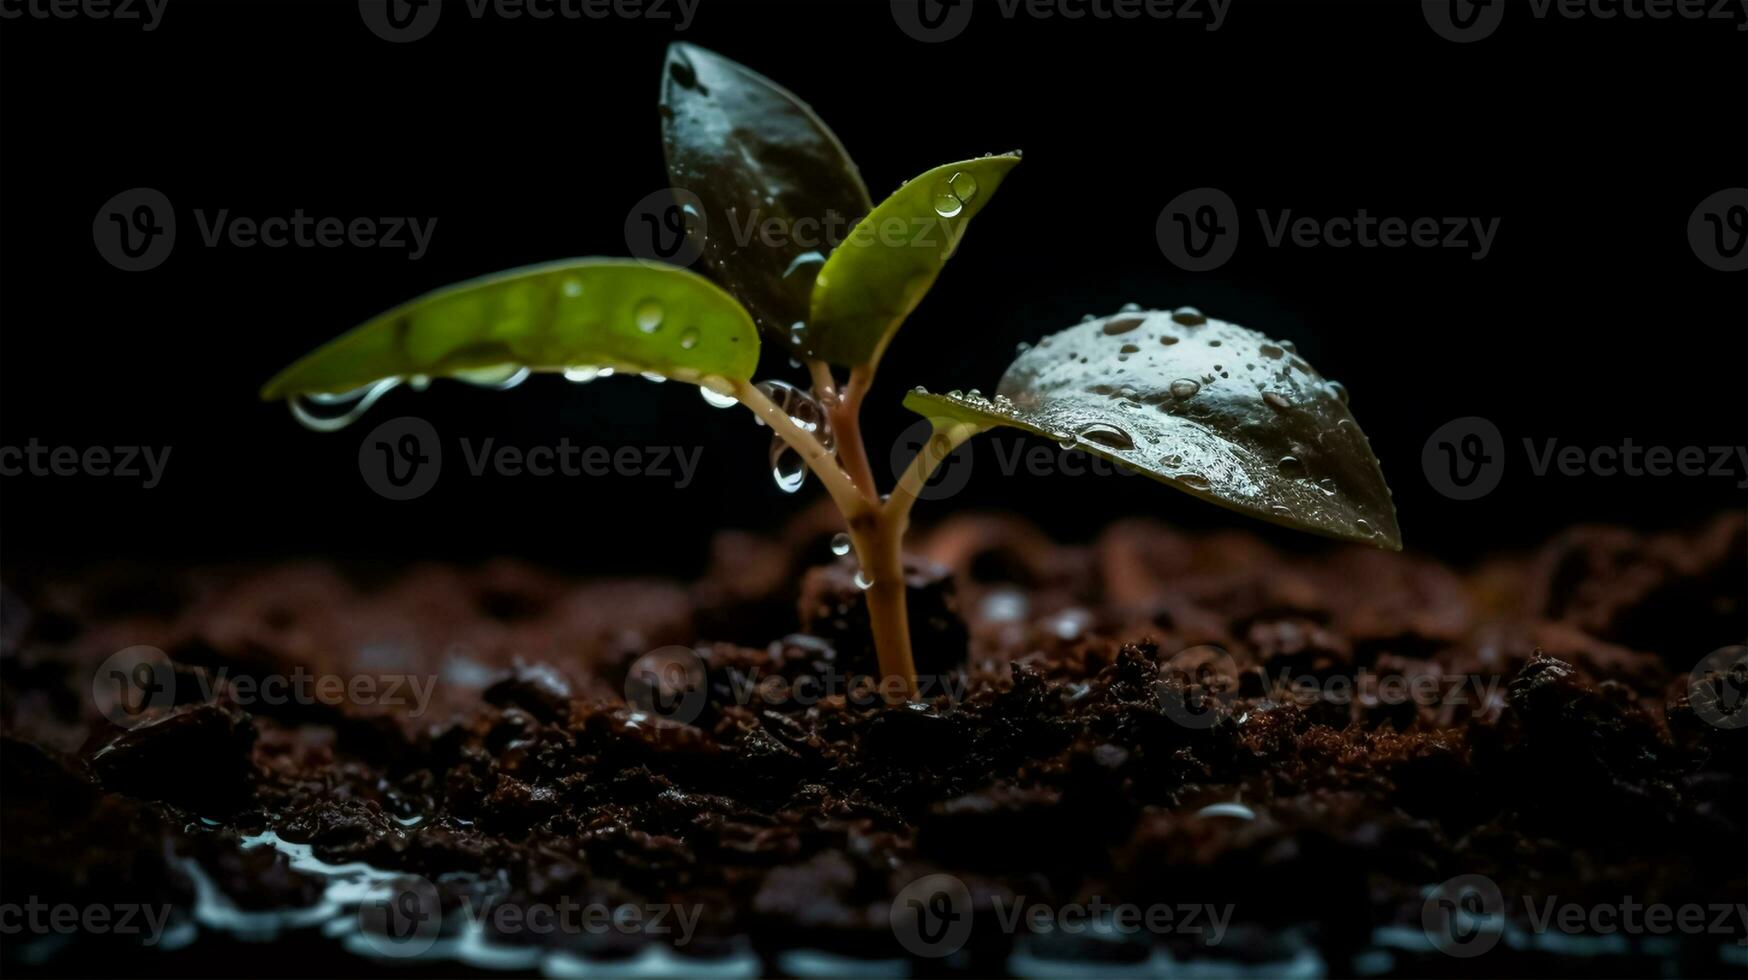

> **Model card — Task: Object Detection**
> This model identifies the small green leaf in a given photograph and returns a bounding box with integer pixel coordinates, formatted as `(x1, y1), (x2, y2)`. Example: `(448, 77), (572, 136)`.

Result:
(903, 309), (1401, 549)
(260, 259), (759, 399)
(661, 43), (872, 348)
(808, 155), (1020, 367)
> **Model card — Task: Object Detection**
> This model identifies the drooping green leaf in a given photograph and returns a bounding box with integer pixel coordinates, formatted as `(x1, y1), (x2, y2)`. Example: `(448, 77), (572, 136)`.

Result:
(808, 155), (1020, 367)
(260, 259), (759, 400)
(903, 309), (1401, 549)
(660, 43), (872, 349)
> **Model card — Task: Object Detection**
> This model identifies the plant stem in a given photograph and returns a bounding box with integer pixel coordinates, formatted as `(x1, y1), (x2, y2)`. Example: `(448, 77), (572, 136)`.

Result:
(732, 380), (986, 705)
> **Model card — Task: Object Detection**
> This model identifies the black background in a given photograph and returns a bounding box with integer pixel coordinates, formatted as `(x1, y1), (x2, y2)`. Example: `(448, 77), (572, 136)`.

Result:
(1, 0), (1743, 577)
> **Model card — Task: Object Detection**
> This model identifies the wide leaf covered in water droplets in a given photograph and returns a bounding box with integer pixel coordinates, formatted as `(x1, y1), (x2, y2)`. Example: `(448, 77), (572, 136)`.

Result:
(904, 309), (1400, 548)
(260, 259), (759, 399)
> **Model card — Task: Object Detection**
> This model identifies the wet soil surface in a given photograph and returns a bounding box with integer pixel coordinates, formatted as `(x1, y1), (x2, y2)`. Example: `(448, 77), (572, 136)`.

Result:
(2, 507), (1744, 976)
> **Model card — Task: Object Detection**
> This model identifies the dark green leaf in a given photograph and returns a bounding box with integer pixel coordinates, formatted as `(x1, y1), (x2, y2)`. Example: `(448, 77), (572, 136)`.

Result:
(660, 43), (871, 349)
(808, 155), (1020, 367)
(903, 309), (1400, 548)
(261, 259), (759, 399)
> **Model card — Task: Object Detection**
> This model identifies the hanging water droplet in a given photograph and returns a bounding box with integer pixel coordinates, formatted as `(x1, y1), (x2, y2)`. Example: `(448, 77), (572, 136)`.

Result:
(635, 299), (664, 333)
(948, 170), (978, 203)
(853, 568), (874, 590)
(1170, 379), (1201, 399)
(408, 375), (431, 391)
(830, 532), (852, 556)
(1278, 455), (1307, 479)
(699, 384), (738, 409)
(783, 251), (825, 279)
(289, 378), (400, 432)
(770, 441), (806, 494)
(678, 327), (701, 350)
(563, 365), (602, 383)
(641, 371), (667, 383)
(1078, 423), (1134, 450)
(456, 365), (530, 390)
(1055, 433), (1076, 450)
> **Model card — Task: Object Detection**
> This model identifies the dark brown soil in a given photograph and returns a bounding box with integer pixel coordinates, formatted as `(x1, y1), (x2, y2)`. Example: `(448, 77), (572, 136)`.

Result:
(2, 507), (1744, 976)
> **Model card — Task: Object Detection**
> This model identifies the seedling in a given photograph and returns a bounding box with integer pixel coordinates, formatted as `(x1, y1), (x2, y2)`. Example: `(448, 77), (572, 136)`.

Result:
(262, 44), (1400, 702)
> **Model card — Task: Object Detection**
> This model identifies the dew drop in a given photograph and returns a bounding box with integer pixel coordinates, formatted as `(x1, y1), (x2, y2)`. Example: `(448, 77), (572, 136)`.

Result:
(563, 365), (602, 383)
(1180, 473), (1211, 490)
(1325, 380), (1349, 404)
(1119, 302), (1143, 313)
(932, 190), (965, 218)
(1207, 339), (1222, 347)
(1263, 392), (1293, 411)
(641, 371), (668, 384)
(1172, 308), (1207, 326)
(289, 378), (400, 432)
(1078, 423), (1134, 450)
(1278, 455), (1307, 479)
(408, 375), (431, 391)
(1159, 334), (1179, 346)
(635, 299), (664, 333)
(853, 569), (874, 590)
(699, 385), (737, 409)
(1259, 343), (1284, 360)
(457, 365), (530, 390)
(1279, 339), (1297, 354)
(830, 532), (852, 556)
(561, 278), (584, 298)
(1102, 315), (1144, 336)
(948, 170), (978, 203)
(770, 442), (806, 494)
(1120, 343), (1140, 354)
(1014, 341), (1033, 356)
(1170, 379), (1201, 400)
(679, 327), (701, 350)
(1316, 477), (1337, 496)
(912, 385), (930, 395)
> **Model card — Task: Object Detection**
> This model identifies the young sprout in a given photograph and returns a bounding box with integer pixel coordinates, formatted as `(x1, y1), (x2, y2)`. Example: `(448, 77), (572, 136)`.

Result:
(261, 44), (1399, 704)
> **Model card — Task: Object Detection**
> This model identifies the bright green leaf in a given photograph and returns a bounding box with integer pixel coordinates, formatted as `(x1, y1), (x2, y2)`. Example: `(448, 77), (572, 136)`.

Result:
(903, 309), (1401, 549)
(660, 43), (872, 350)
(260, 259), (759, 400)
(808, 154), (1020, 367)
